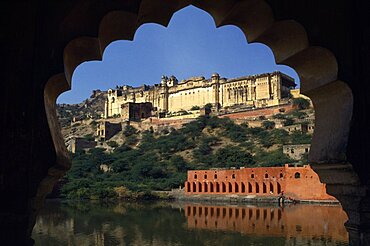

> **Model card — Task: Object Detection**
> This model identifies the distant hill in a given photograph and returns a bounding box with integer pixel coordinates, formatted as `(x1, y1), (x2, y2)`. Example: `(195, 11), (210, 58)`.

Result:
(57, 90), (106, 127)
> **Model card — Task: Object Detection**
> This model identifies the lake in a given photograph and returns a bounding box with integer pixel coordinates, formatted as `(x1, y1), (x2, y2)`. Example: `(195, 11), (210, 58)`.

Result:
(32, 200), (349, 246)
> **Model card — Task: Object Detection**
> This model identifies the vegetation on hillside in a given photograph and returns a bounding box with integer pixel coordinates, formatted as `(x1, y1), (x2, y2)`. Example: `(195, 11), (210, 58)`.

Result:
(61, 115), (312, 200)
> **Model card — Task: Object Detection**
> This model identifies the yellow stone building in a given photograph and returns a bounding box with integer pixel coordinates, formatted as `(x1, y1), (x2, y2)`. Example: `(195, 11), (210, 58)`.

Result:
(104, 71), (296, 118)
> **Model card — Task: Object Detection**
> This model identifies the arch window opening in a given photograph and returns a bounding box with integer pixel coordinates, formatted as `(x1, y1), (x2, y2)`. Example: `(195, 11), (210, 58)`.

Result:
(295, 172), (301, 179)
(277, 182), (282, 194)
(235, 183), (239, 193)
(256, 183), (260, 194)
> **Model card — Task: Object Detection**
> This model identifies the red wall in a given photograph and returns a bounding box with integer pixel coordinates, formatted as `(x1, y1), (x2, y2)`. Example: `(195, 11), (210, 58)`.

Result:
(219, 104), (294, 119)
(185, 164), (336, 201)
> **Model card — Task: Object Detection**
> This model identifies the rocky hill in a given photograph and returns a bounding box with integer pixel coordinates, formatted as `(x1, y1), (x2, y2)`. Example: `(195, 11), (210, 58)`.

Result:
(57, 90), (106, 127)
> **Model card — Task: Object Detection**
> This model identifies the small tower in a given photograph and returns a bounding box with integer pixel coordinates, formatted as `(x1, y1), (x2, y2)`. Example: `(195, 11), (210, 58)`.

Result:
(167, 75), (178, 87)
(160, 75), (169, 114)
(212, 73), (221, 111)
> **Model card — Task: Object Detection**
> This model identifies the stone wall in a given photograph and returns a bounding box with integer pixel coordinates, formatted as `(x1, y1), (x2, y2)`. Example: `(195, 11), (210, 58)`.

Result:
(121, 102), (152, 121)
(96, 121), (122, 141)
(69, 137), (96, 153)
(219, 104), (294, 120)
(283, 144), (311, 160)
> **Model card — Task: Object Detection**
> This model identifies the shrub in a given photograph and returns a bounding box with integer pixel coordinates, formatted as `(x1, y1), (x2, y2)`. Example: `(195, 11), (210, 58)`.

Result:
(190, 105), (200, 110)
(107, 141), (118, 148)
(262, 120), (276, 130)
(254, 148), (294, 167)
(283, 118), (295, 126)
(292, 110), (308, 119)
(214, 146), (255, 168)
(204, 103), (213, 110)
(123, 125), (137, 137)
(125, 135), (138, 146)
(83, 134), (95, 141)
(292, 97), (310, 110)
(273, 113), (286, 119)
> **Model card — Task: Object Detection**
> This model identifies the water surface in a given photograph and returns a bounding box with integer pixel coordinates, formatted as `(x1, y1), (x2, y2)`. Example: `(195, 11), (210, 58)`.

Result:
(32, 200), (349, 246)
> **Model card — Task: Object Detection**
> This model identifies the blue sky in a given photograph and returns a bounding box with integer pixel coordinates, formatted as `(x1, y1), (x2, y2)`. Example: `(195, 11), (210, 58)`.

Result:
(58, 5), (299, 104)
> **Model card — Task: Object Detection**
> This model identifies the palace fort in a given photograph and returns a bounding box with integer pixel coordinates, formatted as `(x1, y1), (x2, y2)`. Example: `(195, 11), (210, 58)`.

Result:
(104, 71), (296, 119)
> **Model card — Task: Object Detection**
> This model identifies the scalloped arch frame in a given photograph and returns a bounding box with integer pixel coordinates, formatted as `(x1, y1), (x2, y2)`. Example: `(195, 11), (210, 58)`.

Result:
(42, 0), (356, 207)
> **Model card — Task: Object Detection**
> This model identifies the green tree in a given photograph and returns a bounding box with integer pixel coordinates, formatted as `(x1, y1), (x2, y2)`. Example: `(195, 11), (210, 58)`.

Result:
(107, 141), (118, 148)
(262, 120), (276, 130)
(214, 146), (254, 168)
(123, 125), (137, 137)
(292, 97), (310, 110)
(292, 110), (308, 119)
(204, 103), (213, 111)
(283, 118), (295, 126)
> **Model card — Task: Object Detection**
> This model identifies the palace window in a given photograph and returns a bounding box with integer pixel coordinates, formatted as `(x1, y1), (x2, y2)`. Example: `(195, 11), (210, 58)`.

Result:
(294, 172), (301, 179)
(194, 174), (197, 179)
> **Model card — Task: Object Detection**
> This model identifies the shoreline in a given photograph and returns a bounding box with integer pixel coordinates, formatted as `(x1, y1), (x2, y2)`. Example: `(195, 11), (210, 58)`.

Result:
(155, 190), (340, 205)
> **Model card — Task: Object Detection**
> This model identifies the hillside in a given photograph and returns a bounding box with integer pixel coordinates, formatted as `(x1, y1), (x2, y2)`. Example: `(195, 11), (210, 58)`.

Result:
(57, 90), (106, 127)
(61, 109), (313, 199)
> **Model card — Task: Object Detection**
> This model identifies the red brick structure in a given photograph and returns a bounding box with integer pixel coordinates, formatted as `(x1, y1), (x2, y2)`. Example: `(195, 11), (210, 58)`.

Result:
(185, 164), (336, 201)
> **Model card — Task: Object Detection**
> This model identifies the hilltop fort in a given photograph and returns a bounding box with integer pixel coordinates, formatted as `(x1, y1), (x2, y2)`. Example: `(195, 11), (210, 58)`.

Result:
(105, 71), (296, 120)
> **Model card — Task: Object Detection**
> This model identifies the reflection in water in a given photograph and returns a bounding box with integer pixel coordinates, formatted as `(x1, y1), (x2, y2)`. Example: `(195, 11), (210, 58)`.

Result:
(185, 204), (348, 242)
(32, 200), (349, 246)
